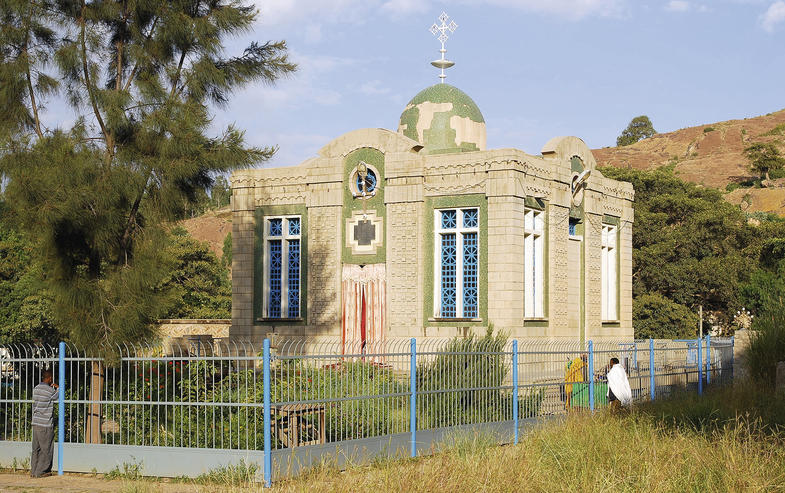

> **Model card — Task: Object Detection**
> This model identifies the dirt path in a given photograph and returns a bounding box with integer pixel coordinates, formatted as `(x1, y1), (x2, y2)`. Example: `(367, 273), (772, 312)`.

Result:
(0, 472), (252, 493)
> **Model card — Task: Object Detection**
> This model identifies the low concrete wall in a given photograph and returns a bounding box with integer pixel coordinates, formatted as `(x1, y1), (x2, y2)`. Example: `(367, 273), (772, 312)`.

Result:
(0, 442), (265, 480)
(0, 418), (550, 481)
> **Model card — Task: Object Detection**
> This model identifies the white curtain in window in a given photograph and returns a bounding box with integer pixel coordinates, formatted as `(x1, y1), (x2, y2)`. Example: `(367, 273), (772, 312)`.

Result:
(341, 264), (386, 355)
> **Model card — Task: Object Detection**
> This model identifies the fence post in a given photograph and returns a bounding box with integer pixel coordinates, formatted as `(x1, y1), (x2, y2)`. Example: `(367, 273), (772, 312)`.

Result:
(410, 338), (417, 458)
(512, 340), (519, 445)
(263, 339), (271, 488)
(649, 338), (655, 401)
(697, 337), (703, 396)
(730, 336), (735, 382)
(588, 340), (595, 412)
(705, 334), (711, 386)
(57, 341), (65, 476)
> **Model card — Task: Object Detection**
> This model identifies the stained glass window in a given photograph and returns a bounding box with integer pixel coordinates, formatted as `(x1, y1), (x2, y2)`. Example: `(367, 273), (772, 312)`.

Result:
(287, 239), (300, 318)
(269, 218), (282, 237)
(435, 208), (479, 318)
(441, 210), (457, 229)
(268, 240), (282, 318)
(463, 209), (478, 228)
(264, 216), (302, 318)
(355, 169), (377, 194)
(288, 217), (300, 236)
(441, 234), (457, 318)
(463, 232), (478, 317)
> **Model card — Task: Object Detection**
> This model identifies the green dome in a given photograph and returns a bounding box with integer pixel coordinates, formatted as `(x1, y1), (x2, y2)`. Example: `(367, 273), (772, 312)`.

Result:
(397, 83), (486, 155)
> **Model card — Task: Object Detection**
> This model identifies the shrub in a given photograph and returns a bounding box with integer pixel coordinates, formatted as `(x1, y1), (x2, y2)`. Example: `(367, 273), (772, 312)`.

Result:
(703, 126), (715, 133)
(633, 292), (697, 339)
(746, 301), (785, 386)
(416, 330), (510, 429)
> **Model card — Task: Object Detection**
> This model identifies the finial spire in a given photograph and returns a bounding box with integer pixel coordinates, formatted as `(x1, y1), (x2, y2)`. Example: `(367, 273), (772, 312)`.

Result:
(430, 12), (457, 83)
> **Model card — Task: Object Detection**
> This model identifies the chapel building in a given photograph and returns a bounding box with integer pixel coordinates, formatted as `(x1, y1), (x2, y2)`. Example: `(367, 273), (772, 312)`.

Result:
(230, 82), (634, 346)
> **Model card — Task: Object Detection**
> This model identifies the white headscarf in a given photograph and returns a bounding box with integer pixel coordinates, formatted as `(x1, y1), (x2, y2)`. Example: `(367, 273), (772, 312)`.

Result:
(607, 364), (633, 406)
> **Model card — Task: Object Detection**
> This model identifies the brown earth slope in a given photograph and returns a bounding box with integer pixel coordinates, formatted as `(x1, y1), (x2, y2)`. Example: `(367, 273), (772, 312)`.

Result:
(593, 109), (785, 215)
(179, 207), (232, 257)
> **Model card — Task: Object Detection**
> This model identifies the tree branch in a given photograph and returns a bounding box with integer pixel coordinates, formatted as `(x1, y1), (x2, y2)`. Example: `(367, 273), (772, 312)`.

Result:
(122, 16), (158, 93)
(23, 3), (43, 139)
(25, 53), (43, 139)
(80, 1), (112, 156)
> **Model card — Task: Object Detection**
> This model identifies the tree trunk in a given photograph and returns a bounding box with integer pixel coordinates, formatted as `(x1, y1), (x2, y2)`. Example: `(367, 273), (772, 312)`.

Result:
(85, 361), (104, 444)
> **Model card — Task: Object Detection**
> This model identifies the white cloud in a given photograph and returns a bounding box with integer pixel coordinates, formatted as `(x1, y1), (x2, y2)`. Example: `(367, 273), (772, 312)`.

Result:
(665, 0), (691, 11)
(762, 1), (785, 31)
(474, 0), (627, 19)
(255, 0), (628, 27)
(359, 80), (391, 96)
(381, 0), (430, 16)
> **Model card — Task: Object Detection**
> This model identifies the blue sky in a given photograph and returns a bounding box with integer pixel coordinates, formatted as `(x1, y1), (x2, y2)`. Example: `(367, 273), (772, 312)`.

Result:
(210, 0), (785, 167)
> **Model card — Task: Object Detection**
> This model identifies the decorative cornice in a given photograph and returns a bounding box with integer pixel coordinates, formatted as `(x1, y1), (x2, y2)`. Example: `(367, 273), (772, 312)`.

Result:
(254, 195), (307, 206)
(232, 175), (308, 187)
(424, 181), (487, 194)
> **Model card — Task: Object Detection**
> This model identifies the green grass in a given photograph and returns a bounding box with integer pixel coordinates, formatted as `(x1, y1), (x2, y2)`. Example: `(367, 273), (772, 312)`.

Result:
(191, 460), (260, 486)
(762, 123), (785, 136)
(270, 384), (785, 492)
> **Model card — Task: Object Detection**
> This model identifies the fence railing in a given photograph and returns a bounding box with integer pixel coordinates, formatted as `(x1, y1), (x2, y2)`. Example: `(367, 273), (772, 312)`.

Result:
(0, 335), (734, 486)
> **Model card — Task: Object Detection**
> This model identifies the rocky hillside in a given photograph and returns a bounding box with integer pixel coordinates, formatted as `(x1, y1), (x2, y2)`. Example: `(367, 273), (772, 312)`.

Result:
(593, 109), (785, 215)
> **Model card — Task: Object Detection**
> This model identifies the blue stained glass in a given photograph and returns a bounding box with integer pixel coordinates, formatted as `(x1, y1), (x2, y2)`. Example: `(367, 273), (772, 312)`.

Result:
(288, 218), (300, 236)
(287, 239), (300, 318)
(441, 210), (457, 230)
(268, 240), (282, 317)
(569, 219), (578, 236)
(269, 219), (282, 237)
(355, 170), (377, 194)
(463, 209), (478, 228)
(463, 232), (478, 318)
(441, 233), (457, 317)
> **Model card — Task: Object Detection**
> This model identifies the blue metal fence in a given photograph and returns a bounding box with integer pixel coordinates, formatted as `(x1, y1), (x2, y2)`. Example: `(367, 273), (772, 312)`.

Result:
(0, 335), (734, 484)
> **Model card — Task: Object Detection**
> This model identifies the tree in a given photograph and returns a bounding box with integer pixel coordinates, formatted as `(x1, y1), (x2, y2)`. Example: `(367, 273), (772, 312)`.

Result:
(632, 292), (697, 339)
(210, 175), (231, 209)
(600, 165), (785, 335)
(0, 203), (59, 344)
(744, 142), (785, 181)
(616, 116), (656, 147)
(0, 1), (295, 349)
(160, 228), (231, 319)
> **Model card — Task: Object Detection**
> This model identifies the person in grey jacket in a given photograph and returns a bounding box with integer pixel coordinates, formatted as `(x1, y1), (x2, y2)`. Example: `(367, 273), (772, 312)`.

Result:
(31, 369), (59, 477)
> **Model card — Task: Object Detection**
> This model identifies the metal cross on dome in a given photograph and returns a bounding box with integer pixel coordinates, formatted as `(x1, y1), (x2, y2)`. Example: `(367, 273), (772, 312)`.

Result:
(430, 12), (457, 82)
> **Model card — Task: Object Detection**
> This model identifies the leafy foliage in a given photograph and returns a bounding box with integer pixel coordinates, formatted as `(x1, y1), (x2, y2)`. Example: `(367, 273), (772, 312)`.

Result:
(160, 227), (231, 319)
(600, 165), (785, 336)
(222, 231), (233, 267)
(0, 205), (59, 344)
(744, 142), (785, 181)
(616, 116), (656, 146)
(0, 0), (294, 348)
(632, 292), (697, 340)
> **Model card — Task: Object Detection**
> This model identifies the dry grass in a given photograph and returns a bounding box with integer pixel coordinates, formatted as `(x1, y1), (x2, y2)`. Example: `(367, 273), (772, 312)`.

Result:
(270, 385), (785, 493)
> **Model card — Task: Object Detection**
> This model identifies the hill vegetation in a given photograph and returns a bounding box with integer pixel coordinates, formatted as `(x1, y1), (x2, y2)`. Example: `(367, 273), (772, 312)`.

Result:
(595, 109), (785, 216)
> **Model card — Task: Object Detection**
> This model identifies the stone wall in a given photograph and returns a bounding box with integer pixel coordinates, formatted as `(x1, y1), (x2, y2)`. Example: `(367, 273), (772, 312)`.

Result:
(387, 201), (423, 336)
(157, 319), (231, 339)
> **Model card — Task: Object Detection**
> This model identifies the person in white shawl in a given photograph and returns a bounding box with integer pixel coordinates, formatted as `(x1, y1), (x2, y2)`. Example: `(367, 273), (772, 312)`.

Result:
(606, 357), (632, 410)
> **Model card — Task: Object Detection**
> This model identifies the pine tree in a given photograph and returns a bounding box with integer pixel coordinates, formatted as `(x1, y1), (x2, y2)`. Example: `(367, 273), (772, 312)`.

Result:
(0, 0), (295, 349)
